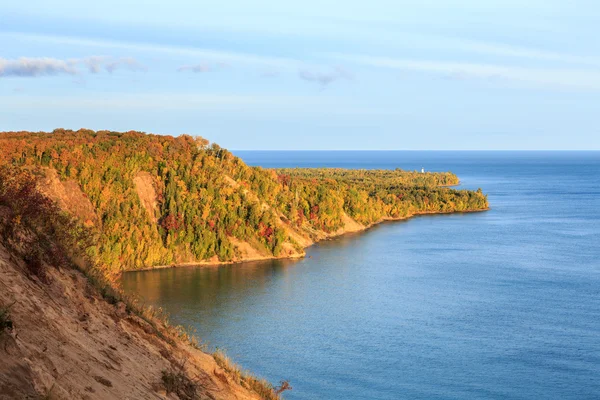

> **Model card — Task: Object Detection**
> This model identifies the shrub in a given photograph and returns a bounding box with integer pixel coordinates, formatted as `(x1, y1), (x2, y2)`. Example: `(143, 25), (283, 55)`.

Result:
(213, 349), (285, 400)
(23, 249), (49, 283)
(160, 361), (198, 400)
(275, 380), (292, 395)
(0, 303), (14, 334)
(0, 167), (88, 283)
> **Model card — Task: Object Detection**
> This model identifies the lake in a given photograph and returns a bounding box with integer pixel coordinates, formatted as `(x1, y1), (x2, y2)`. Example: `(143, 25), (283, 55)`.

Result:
(122, 151), (600, 399)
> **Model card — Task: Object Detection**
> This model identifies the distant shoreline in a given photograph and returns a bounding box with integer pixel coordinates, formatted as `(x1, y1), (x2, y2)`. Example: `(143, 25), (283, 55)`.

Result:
(130, 207), (490, 272)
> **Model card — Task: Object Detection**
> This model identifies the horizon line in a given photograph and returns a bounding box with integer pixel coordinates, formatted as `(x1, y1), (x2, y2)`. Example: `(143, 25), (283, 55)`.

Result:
(230, 149), (600, 152)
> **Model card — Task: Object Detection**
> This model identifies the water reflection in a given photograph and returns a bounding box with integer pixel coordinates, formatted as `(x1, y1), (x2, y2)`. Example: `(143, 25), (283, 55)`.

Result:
(123, 258), (306, 332)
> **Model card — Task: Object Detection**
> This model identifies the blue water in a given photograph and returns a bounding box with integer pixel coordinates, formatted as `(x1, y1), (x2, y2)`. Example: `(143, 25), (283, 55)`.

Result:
(122, 151), (600, 399)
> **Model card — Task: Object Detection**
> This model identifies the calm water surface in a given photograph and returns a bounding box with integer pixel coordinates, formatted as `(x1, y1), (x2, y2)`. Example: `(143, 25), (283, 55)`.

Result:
(122, 151), (600, 399)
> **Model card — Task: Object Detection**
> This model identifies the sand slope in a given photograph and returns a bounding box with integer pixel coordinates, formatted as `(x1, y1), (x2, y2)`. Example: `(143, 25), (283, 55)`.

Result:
(0, 242), (261, 400)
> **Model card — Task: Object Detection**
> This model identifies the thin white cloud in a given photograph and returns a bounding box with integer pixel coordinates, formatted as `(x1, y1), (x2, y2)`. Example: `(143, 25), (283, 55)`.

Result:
(0, 57), (78, 77)
(2, 0), (566, 40)
(2, 93), (336, 111)
(1, 33), (354, 86)
(3, 32), (305, 70)
(329, 53), (600, 90)
(12, 31), (599, 91)
(0, 56), (145, 78)
(409, 36), (600, 67)
(82, 56), (146, 73)
(177, 62), (228, 73)
(298, 66), (353, 86)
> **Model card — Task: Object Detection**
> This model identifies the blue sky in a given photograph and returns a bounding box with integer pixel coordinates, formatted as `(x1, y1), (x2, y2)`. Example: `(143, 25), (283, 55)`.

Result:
(1, 0), (599, 149)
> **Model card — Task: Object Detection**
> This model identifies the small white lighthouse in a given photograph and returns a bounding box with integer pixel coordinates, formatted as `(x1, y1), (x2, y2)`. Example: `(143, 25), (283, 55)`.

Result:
(421, 167), (425, 173)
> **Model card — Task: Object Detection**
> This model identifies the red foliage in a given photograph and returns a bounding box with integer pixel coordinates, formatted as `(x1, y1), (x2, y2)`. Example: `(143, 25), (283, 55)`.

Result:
(160, 214), (183, 232)
(309, 205), (319, 221)
(258, 223), (274, 243)
(277, 173), (291, 187)
(0, 167), (55, 221)
(296, 209), (305, 226)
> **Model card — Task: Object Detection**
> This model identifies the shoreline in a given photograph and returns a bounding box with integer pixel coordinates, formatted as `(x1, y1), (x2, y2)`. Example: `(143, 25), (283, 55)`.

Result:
(128, 207), (489, 273)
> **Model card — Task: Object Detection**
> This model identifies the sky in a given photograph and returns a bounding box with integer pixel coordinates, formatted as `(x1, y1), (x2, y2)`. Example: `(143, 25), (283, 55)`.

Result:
(1, 0), (599, 150)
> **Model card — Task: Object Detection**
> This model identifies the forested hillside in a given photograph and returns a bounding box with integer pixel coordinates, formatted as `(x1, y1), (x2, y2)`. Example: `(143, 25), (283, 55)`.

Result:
(0, 129), (488, 273)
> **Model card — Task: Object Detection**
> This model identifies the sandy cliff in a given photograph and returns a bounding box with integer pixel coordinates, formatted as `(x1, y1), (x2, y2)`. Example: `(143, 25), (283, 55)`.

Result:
(0, 241), (264, 400)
